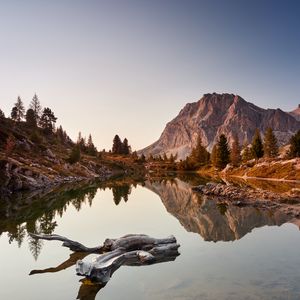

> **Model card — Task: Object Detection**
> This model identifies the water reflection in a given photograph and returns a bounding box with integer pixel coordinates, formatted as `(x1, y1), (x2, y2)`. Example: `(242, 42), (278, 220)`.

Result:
(2, 176), (300, 259)
(1, 175), (300, 299)
(145, 178), (299, 242)
(0, 178), (140, 259)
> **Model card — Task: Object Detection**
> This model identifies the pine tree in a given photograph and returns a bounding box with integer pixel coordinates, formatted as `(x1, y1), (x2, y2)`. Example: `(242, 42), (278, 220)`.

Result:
(39, 107), (57, 134)
(112, 135), (122, 154)
(289, 130), (300, 158)
(189, 136), (210, 167)
(11, 96), (25, 122)
(163, 153), (168, 161)
(263, 127), (278, 158)
(25, 108), (37, 128)
(230, 134), (241, 167)
(87, 134), (97, 156)
(251, 128), (264, 159)
(216, 134), (230, 169)
(68, 144), (81, 164)
(77, 131), (86, 151)
(242, 141), (253, 162)
(29, 94), (42, 121)
(121, 138), (130, 155)
(131, 151), (138, 160)
(0, 109), (5, 120)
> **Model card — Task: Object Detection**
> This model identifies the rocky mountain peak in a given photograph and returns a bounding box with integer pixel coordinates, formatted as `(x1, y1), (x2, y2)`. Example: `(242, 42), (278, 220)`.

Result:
(139, 93), (300, 160)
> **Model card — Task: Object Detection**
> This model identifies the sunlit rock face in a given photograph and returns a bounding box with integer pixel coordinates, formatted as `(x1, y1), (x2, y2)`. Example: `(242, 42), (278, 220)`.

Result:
(139, 93), (300, 160)
(145, 179), (291, 242)
(289, 104), (300, 121)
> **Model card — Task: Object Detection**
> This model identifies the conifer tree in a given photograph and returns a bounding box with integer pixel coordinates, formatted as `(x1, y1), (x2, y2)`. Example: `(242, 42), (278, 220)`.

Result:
(189, 136), (210, 167)
(242, 142), (253, 162)
(77, 131), (86, 151)
(87, 134), (97, 156)
(230, 134), (241, 167)
(68, 144), (81, 164)
(251, 129), (264, 159)
(26, 108), (37, 128)
(11, 96), (25, 122)
(263, 127), (278, 158)
(0, 109), (5, 120)
(39, 107), (57, 134)
(216, 134), (230, 169)
(112, 135), (122, 154)
(131, 151), (138, 160)
(121, 138), (130, 155)
(163, 153), (168, 161)
(169, 153), (175, 163)
(289, 130), (300, 158)
(29, 94), (42, 121)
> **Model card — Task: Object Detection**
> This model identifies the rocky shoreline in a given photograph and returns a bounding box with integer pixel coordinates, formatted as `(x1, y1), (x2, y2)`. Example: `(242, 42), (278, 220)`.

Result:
(193, 182), (300, 201)
(192, 182), (300, 221)
(0, 157), (114, 196)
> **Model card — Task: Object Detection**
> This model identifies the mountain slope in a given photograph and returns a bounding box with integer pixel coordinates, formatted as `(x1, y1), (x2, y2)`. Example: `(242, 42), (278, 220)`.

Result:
(289, 104), (300, 121)
(139, 93), (300, 159)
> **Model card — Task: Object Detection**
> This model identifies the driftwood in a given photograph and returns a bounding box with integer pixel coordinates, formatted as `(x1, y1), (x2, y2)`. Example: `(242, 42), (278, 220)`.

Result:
(29, 233), (180, 287)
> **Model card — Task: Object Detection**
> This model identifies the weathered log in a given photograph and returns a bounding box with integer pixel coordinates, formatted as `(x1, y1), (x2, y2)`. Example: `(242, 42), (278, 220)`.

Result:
(29, 233), (103, 253)
(30, 233), (180, 297)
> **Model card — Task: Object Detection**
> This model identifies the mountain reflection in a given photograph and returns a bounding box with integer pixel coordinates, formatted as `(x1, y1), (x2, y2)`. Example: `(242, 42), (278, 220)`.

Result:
(1, 176), (299, 260)
(145, 178), (297, 242)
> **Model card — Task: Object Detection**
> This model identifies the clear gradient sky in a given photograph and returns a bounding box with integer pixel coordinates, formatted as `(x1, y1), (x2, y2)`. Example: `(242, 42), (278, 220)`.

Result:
(0, 0), (299, 150)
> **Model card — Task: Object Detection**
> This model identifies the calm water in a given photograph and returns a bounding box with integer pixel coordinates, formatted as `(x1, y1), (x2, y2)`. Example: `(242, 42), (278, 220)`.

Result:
(1, 177), (300, 300)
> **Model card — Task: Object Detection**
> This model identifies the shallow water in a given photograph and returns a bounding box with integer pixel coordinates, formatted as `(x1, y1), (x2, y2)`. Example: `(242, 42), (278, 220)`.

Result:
(1, 177), (300, 299)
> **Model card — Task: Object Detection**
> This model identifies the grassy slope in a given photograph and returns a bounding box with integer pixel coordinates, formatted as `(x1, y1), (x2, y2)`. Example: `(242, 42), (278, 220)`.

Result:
(225, 159), (300, 181)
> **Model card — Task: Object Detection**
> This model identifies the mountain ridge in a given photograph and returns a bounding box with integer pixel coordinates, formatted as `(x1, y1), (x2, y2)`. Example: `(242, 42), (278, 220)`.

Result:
(139, 93), (300, 160)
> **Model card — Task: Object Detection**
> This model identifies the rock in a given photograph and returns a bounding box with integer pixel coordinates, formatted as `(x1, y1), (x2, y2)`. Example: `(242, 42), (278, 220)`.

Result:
(44, 149), (55, 159)
(138, 93), (300, 160)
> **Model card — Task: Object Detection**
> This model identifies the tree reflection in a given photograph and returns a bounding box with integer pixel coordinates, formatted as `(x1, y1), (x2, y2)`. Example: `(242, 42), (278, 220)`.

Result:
(112, 184), (131, 205)
(0, 178), (141, 259)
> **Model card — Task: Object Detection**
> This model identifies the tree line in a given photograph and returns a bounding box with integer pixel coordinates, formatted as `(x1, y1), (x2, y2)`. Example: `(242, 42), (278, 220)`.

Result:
(1, 94), (57, 134)
(176, 127), (300, 170)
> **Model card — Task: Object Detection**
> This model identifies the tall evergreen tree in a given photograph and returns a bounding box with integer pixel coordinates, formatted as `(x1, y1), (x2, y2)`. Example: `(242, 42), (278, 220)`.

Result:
(230, 134), (241, 167)
(251, 129), (264, 159)
(289, 130), (300, 158)
(39, 107), (57, 133)
(11, 96), (25, 122)
(242, 141), (253, 162)
(25, 108), (37, 128)
(189, 136), (210, 167)
(87, 134), (97, 156)
(121, 138), (130, 155)
(112, 135), (122, 154)
(216, 134), (230, 169)
(0, 109), (5, 120)
(263, 127), (278, 158)
(29, 94), (42, 121)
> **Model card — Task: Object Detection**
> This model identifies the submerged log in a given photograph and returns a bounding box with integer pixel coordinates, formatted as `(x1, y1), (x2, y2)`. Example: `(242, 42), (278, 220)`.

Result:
(30, 233), (180, 286)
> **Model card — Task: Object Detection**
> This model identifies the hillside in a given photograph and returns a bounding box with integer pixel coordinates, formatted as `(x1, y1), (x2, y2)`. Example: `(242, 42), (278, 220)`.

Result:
(139, 93), (300, 160)
(0, 117), (145, 194)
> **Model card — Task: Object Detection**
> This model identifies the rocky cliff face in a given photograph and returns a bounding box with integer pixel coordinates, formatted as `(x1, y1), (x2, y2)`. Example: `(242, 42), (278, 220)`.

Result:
(289, 104), (300, 121)
(139, 93), (300, 160)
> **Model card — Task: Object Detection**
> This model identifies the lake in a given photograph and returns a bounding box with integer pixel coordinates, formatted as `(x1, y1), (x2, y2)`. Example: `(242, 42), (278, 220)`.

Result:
(1, 177), (300, 300)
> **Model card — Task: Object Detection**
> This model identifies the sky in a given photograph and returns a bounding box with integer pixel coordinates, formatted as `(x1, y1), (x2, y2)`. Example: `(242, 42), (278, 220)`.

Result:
(0, 0), (299, 150)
